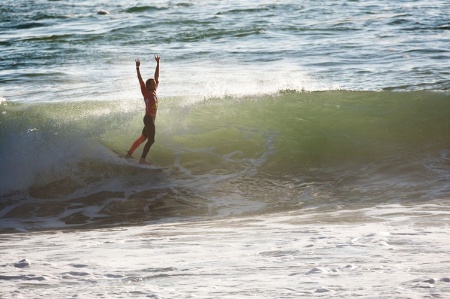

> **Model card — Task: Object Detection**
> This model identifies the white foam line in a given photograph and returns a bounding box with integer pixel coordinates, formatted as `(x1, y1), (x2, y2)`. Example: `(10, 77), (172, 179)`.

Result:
(1, 203), (450, 298)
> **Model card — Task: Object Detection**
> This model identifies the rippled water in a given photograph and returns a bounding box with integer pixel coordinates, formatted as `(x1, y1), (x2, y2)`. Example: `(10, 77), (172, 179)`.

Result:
(1, 0), (449, 103)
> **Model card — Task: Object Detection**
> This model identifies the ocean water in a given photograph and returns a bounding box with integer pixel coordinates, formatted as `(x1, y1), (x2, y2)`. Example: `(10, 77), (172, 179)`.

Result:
(1, 0), (450, 298)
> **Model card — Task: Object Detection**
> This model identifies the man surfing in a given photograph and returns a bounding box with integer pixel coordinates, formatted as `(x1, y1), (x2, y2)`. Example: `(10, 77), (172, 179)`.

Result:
(126, 55), (160, 164)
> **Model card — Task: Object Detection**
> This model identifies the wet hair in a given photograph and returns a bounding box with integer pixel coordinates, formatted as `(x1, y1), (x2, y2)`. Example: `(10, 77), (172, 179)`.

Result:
(146, 78), (156, 90)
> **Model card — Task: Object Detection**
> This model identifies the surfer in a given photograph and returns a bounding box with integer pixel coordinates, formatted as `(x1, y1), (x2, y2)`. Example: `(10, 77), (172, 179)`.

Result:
(126, 55), (160, 164)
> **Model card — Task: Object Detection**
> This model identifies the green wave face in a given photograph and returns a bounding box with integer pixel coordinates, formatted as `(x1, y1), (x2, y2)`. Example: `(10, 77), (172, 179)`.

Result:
(1, 91), (449, 230)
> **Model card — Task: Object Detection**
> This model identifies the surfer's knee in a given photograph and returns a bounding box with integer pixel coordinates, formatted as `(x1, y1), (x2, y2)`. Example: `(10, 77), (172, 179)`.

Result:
(138, 135), (147, 142)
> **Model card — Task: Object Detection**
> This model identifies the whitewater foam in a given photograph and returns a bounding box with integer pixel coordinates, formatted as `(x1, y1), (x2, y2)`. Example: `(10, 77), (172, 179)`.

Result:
(1, 204), (449, 298)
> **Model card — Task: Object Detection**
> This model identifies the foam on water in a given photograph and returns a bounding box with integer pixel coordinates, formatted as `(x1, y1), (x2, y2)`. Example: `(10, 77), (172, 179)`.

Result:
(1, 203), (449, 298)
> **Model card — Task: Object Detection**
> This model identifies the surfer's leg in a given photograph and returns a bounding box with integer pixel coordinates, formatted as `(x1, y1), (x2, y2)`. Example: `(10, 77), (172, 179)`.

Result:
(128, 126), (147, 155)
(141, 117), (155, 161)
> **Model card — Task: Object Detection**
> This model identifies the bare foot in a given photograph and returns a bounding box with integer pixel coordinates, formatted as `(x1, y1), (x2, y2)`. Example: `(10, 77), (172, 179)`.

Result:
(139, 158), (151, 165)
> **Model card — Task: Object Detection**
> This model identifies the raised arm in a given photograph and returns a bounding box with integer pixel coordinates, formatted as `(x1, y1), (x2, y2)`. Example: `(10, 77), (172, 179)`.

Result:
(135, 58), (144, 86)
(154, 55), (160, 83)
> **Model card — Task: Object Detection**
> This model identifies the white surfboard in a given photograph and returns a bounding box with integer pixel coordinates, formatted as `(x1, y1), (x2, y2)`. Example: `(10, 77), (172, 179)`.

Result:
(112, 150), (163, 171)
